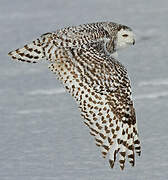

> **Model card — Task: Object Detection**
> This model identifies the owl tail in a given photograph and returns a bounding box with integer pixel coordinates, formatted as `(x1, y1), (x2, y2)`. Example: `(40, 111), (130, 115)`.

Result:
(8, 38), (45, 63)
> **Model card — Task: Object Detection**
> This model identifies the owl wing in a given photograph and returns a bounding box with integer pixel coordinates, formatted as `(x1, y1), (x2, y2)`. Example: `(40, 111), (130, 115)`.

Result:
(48, 44), (141, 170)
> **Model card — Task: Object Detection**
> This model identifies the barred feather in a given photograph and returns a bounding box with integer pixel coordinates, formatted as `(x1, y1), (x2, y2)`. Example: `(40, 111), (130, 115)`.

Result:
(8, 38), (45, 63)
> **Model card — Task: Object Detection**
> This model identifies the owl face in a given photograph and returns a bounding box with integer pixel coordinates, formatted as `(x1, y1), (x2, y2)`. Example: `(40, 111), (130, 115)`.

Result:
(116, 28), (135, 50)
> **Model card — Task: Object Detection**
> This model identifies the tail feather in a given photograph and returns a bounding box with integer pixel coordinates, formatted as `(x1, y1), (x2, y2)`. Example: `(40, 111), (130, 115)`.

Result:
(8, 38), (45, 63)
(118, 123), (128, 170)
(108, 120), (141, 170)
(133, 131), (141, 156)
(127, 125), (135, 166)
(109, 137), (119, 168)
(109, 119), (122, 168)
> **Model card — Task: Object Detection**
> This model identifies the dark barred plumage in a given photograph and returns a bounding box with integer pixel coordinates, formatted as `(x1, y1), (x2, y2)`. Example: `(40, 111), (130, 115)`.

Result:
(8, 21), (141, 169)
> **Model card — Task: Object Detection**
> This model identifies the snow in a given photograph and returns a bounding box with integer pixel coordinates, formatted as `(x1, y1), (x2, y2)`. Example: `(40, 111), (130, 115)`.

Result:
(1, 0), (168, 179)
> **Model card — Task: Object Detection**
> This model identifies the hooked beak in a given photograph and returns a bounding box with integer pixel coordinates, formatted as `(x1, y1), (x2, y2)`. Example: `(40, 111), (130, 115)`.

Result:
(133, 39), (135, 45)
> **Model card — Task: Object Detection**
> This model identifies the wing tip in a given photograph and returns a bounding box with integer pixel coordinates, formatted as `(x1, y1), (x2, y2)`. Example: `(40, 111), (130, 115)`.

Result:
(8, 50), (38, 64)
(8, 50), (13, 56)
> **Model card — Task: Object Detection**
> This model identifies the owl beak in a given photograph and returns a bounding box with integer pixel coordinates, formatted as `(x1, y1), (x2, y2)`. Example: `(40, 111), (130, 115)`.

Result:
(133, 39), (135, 45)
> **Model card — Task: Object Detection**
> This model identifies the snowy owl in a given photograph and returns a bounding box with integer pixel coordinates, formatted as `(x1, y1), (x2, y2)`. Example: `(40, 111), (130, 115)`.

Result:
(8, 22), (141, 170)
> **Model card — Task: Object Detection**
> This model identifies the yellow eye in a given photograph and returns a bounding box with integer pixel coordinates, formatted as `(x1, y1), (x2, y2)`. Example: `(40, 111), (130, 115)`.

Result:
(122, 34), (128, 37)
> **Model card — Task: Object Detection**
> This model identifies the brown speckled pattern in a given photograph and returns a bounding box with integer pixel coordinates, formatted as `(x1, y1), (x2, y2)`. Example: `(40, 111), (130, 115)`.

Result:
(8, 22), (141, 170)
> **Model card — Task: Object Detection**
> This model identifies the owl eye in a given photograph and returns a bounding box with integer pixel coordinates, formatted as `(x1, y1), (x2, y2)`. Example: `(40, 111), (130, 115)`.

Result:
(122, 34), (128, 37)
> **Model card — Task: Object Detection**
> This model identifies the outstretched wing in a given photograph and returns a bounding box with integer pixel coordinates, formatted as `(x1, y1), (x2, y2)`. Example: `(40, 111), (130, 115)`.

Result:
(8, 22), (111, 64)
(48, 44), (141, 170)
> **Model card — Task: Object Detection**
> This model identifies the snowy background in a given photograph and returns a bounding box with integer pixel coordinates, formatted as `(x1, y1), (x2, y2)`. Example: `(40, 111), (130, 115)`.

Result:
(1, 0), (168, 179)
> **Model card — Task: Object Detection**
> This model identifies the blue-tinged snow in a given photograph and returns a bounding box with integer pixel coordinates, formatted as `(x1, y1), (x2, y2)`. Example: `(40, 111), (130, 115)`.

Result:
(1, 0), (168, 179)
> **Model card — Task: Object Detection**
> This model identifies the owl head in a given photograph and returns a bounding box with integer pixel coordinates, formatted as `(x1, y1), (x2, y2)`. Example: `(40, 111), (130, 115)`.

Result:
(116, 25), (135, 50)
(104, 22), (135, 55)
